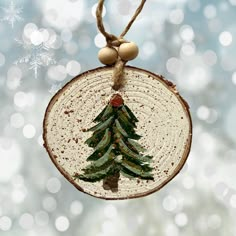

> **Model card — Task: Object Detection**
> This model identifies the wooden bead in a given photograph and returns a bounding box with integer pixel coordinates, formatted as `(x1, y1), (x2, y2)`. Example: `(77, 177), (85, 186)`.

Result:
(118, 42), (139, 61)
(98, 47), (118, 65)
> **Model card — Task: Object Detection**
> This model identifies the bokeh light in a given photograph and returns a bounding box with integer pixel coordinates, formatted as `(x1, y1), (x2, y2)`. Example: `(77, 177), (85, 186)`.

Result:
(46, 177), (61, 194)
(163, 195), (177, 212)
(55, 216), (70, 232)
(42, 196), (57, 212)
(169, 9), (184, 25)
(175, 213), (188, 227)
(94, 33), (106, 48)
(219, 31), (233, 46)
(10, 113), (25, 128)
(70, 201), (83, 216)
(66, 60), (81, 76)
(14, 92), (28, 108)
(0, 140), (22, 182)
(180, 25), (195, 42)
(35, 211), (49, 226)
(0, 216), (12, 231)
(23, 124), (36, 139)
(203, 5), (217, 19)
(19, 213), (34, 230)
(232, 72), (236, 84)
(40, 0), (85, 30)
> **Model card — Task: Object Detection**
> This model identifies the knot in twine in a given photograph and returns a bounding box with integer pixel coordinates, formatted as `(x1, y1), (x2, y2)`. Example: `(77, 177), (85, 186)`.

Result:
(96, 0), (146, 91)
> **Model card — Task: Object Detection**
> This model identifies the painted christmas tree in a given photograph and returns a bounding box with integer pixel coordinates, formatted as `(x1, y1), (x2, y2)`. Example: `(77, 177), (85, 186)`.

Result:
(76, 94), (154, 192)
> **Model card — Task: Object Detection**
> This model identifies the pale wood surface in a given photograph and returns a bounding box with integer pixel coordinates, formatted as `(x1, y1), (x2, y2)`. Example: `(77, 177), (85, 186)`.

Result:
(43, 66), (192, 200)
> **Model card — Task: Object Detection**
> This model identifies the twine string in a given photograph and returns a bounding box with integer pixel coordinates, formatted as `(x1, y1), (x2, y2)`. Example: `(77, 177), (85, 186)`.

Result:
(96, 0), (146, 90)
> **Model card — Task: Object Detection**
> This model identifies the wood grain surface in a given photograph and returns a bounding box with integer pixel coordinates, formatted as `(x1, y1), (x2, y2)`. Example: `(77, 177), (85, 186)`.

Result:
(43, 66), (192, 200)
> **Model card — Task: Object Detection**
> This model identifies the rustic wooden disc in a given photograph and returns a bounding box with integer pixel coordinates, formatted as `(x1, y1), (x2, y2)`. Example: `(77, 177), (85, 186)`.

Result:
(43, 66), (192, 200)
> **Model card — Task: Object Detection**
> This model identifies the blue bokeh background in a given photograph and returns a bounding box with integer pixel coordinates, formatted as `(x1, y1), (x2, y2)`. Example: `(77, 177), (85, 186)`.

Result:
(0, 0), (236, 235)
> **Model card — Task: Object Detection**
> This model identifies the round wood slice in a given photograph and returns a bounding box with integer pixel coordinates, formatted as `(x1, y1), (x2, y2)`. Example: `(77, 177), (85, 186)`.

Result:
(43, 66), (192, 200)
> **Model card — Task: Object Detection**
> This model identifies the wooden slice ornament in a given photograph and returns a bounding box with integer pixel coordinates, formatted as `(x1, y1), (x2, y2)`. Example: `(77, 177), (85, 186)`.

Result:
(43, 0), (192, 200)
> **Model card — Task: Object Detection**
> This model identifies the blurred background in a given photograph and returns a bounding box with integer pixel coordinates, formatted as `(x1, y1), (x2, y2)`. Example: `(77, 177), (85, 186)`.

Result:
(0, 0), (236, 235)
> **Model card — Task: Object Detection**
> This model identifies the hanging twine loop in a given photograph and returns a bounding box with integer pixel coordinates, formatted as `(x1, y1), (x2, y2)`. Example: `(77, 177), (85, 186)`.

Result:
(96, 0), (146, 90)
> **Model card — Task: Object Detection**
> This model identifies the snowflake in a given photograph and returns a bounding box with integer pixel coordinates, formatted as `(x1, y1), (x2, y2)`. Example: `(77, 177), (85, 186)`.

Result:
(0, 1), (23, 28)
(49, 83), (62, 94)
(15, 39), (56, 79)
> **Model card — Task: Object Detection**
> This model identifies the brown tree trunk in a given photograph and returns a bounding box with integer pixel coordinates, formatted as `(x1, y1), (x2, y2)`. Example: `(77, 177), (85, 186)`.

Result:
(102, 172), (120, 192)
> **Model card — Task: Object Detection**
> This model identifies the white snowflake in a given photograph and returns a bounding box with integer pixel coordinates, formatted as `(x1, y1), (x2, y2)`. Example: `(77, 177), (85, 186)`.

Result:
(0, 1), (23, 28)
(15, 39), (56, 79)
(49, 83), (62, 94)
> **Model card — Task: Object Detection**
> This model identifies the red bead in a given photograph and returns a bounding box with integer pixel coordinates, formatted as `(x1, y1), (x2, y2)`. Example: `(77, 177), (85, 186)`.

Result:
(110, 94), (124, 107)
